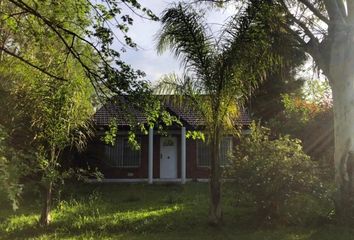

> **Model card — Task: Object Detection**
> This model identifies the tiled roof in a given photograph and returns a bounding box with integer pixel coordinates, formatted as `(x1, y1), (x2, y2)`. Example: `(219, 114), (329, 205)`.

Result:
(94, 97), (147, 126)
(93, 96), (252, 127)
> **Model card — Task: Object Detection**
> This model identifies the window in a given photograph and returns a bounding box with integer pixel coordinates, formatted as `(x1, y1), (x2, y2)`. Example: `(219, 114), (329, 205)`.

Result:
(122, 139), (140, 167)
(104, 137), (141, 168)
(197, 140), (211, 167)
(197, 137), (233, 167)
(220, 137), (233, 165)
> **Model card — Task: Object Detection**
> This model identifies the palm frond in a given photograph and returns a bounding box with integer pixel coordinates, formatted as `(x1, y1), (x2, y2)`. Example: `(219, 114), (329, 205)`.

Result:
(153, 73), (185, 96)
(154, 73), (212, 124)
(157, 3), (215, 79)
(218, 1), (284, 104)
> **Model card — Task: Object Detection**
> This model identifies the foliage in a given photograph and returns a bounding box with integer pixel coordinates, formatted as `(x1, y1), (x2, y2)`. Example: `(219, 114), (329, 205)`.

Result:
(0, 0), (164, 194)
(102, 119), (118, 146)
(156, 2), (279, 130)
(0, 50), (96, 220)
(0, 0), (99, 224)
(245, 0), (307, 122)
(0, 126), (23, 210)
(265, 81), (333, 170)
(303, 79), (332, 108)
(0, 0), (158, 97)
(0, 0), (174, 225)
(250, 75), (305, 122)
(227, 123), (329, 225)
(279, 79), (332, 125)
(186, 130), (205, 141)
(281, 93), (323, 123)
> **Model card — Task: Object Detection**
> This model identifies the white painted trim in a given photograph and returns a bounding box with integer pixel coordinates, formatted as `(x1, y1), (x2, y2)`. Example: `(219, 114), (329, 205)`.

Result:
(148, 127), (154, 184)
(86, 178), (237, 183)
(88, 178), (148, 183)
(86, 178), (199, 183)
(181, 127), (186, 184)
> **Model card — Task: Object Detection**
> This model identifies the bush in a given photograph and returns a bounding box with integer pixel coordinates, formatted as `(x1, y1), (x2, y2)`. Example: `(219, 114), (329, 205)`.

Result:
(227, 123), (330, 225)
(0, 127), (24, 210)
(266, 93), (334, 181)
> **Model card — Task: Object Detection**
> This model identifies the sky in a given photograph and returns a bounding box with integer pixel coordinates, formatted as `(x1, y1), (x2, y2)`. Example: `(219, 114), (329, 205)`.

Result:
(117, 1), (236, 83)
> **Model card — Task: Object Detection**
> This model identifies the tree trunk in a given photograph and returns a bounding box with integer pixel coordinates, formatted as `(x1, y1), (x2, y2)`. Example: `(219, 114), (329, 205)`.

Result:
(39, 181), (53, 226)
(329, 27), (354, 222)
(208, 129), (222, 225)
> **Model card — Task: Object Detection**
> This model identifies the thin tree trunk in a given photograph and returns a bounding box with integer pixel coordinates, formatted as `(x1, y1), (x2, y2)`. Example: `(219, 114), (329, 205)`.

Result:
(208, 128), (222, 225)
(39, 146), (56, 226)
(39, 181), (53, 226)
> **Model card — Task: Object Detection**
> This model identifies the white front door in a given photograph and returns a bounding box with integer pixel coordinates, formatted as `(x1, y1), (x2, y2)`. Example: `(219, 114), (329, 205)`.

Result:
(160, 137), (177, 179)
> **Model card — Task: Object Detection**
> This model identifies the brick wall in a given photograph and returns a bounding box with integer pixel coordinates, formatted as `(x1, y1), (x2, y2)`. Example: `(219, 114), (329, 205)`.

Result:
(186, 139), (210, 179)
(82, 134), (211, 179)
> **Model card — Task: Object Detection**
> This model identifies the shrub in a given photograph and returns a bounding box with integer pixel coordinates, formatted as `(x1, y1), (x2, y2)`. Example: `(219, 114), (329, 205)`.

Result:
(0, 127), (24, 210)
(227, 123), (330, 225)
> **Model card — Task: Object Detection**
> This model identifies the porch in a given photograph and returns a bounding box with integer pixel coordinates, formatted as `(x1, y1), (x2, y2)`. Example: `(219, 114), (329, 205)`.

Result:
(86, 126), (204, 183)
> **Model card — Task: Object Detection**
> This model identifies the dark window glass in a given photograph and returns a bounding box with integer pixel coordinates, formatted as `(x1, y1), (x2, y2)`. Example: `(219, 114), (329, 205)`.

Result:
(122, 139), (140, 167)
(197, 137), (233, 167)
(197, 140), (211, 167)
(104, 137), (140, 168)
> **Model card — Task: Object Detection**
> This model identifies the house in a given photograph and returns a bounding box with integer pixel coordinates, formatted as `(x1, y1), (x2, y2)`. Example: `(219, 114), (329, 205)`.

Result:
(82, 96), (251, 183)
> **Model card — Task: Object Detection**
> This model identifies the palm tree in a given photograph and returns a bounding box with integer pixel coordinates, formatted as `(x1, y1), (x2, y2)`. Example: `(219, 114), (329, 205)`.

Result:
(156, 2), (276, 225)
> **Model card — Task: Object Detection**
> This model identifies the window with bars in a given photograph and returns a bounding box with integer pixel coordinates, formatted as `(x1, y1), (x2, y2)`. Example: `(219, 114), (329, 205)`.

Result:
(104, 137), (141, 168)
(197, 137), (233, 167)
(197, 140), (211, 167)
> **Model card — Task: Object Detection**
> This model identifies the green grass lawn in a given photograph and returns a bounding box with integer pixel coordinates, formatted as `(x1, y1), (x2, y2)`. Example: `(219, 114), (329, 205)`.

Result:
(0, 182), (353, 240)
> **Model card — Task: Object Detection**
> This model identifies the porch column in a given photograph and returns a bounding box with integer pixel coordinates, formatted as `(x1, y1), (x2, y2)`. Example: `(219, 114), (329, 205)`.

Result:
(181, 127), (186, 184)
(148, 127), (154, 184)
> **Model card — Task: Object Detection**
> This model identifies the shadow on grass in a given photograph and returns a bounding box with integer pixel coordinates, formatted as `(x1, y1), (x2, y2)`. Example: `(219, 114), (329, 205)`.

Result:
(2, 207), (184, 239)
(2, 183), (353, 240)
(0, 183), (209, 239)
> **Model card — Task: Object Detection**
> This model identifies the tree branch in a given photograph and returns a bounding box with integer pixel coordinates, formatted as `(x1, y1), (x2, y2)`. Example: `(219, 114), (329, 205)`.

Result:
(7, 0), (113, 89)
(0, 10), (27, 20)
(297, 0), (329, 24)
(0, 47), (67, 81)
(279, 0), (318, 44)
(279, 4), (330, 78)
